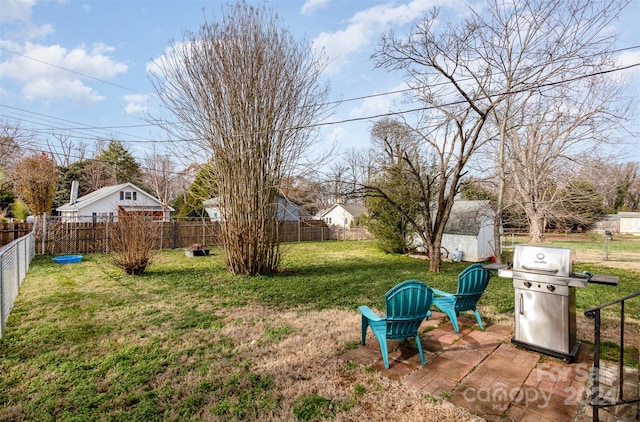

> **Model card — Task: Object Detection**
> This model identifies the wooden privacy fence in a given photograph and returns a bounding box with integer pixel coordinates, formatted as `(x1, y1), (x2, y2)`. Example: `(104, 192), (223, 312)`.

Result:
(0, 222), (34, 246)
(2, 218), (332, 255)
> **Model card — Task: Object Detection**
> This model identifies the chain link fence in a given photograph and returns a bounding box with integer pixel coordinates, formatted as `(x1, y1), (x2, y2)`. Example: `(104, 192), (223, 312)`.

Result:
(0, 228), (35, 338)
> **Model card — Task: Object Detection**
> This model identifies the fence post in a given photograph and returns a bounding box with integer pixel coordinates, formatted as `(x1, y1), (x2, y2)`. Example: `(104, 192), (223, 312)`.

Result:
(0, 252), (4, 337)
(41, 213), (47, 254)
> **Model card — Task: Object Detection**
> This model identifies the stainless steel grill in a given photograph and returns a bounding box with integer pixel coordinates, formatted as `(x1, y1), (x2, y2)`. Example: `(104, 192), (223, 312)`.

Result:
(489, 245), (618, 362)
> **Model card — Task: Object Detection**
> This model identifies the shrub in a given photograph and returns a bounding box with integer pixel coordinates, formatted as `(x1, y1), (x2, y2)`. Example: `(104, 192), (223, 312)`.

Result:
(109, 212), (159, 275)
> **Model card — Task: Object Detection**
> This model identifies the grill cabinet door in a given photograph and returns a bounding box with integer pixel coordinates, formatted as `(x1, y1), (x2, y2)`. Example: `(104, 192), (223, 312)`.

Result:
(513, 283), (570, 354)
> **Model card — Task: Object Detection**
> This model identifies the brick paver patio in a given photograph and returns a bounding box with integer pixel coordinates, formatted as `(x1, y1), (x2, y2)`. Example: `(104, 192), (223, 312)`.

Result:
(341, 311), (637, 421)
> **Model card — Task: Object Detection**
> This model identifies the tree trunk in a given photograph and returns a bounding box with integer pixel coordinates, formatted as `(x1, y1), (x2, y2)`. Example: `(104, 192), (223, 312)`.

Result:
(528, 214), (545, 244)
(428, 243), (441, 272)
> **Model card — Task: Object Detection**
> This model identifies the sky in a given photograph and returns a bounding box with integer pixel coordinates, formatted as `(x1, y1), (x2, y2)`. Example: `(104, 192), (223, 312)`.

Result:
(1, 0), (640, 172)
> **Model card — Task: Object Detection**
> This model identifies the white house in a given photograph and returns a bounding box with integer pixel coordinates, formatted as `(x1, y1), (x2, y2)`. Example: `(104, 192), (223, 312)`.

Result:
(203, 195), (309, 222)
(56, 182), (173, 222)
(316, 203), (368, 227)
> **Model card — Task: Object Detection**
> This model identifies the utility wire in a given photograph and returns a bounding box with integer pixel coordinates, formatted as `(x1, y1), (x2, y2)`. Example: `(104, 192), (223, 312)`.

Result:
(2, 58), (639, 144)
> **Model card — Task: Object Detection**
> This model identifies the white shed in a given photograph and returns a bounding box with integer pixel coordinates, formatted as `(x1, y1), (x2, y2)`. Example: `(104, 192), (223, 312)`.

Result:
(440, 200), (496, 262)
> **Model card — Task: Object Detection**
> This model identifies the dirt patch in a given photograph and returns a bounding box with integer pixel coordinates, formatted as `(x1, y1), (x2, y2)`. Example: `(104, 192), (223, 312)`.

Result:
(214, 305), (482, 421)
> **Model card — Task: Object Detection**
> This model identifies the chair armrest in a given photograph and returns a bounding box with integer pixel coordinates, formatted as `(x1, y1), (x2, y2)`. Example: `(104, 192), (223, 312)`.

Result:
(358, 306), (384, 322)
(431, 288), (454, 297)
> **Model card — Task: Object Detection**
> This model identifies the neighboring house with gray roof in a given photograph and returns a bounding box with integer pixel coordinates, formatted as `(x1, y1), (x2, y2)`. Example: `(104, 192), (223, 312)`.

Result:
(56, 182), (173, 222)
(203, 195), (310, 222)
(316, 203), (368, 228)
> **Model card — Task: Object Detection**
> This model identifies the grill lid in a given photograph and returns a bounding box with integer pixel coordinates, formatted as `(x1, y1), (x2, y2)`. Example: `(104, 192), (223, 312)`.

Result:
(513, 245), (574, 277)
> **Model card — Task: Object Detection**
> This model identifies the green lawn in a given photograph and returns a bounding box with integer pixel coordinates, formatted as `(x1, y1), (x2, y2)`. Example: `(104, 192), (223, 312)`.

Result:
(0, 240), (638, 420)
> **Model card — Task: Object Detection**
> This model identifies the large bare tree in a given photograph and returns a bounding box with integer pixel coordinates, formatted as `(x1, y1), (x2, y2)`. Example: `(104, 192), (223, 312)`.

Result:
(475, 0), (632, 245)
(502, 75), (630, 242)
(371, 0), (631, 268)
(372, 12), (499, 271)
(149, 2), (330, 274)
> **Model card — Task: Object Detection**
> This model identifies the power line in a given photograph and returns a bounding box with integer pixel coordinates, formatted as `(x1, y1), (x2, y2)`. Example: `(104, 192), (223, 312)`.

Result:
(0, 46), (151, 97)
(2, 59), (639, 144)
(3, 43), (639, 110)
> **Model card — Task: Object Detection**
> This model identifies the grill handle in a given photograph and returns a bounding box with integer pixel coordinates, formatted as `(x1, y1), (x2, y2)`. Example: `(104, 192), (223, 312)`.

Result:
(519, 293), (524, 315)
(521, 265), (559, 274)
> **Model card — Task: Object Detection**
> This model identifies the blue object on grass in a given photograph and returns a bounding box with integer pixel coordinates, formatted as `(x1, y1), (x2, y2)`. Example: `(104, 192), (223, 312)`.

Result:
(52, 255), (83, 264)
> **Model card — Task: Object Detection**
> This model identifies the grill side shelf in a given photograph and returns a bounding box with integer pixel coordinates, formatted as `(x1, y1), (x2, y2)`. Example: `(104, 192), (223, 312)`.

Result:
(586, 274), (619, 286)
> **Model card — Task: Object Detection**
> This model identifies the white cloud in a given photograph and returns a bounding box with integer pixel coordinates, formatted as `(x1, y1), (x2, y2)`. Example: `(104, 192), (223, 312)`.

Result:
(0, 41), (128, 104)
(23, 77), (104, 105)
(327, 126), (347, 142)
(0, 0), (54, 40)
(616, 50), (640, 76)
(311, 0), (452, 73)
(301, 0), (330, 16)
(0, 0), (35, 22)
(123, 94), (149, 114)
(349, 83), (407, 117)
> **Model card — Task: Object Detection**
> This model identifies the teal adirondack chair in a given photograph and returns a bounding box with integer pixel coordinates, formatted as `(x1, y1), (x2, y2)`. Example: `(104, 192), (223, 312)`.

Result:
(359, 280), (434, 369)
(432, 264), (492, 333)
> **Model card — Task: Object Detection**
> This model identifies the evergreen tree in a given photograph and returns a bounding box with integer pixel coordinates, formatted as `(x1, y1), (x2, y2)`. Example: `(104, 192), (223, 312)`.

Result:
(98, 140), (144, 186)
(173, 163), (217, 217)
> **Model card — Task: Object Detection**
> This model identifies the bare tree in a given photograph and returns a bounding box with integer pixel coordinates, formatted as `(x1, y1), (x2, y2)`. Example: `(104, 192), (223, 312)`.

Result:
(149, 2), (330, 274)
(47, 131), (87, 167)
(502, 74), (630, 242)
(372, 11), (499, 271)
(580, 160), (639, 213)
(0, 121), (28, 171)
(476, 0), (632, 245)
(372, 0), (631, 268)
(143, 148), (179, 219)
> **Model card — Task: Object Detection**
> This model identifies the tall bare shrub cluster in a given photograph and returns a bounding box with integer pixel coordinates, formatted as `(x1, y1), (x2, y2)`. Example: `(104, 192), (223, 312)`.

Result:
(149, 2), (329, 274)
(110, 212), (159, 275)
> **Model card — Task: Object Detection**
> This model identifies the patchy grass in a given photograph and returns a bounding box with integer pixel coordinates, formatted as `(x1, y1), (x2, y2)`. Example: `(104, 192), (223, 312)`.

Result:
(0, 239), (638, 420)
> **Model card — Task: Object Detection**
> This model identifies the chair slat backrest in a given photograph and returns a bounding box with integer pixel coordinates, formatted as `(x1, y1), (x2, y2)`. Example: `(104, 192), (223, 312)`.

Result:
(385, 280), (433, 340)
(454, 264), (491, 312)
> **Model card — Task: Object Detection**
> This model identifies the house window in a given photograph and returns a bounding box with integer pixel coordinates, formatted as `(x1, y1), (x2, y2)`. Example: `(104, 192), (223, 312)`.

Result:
(120, 191), (137, 201)
(326, 217), (332, 224)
